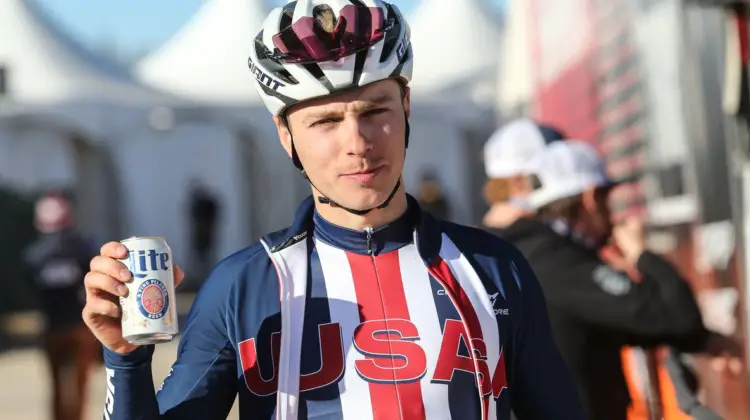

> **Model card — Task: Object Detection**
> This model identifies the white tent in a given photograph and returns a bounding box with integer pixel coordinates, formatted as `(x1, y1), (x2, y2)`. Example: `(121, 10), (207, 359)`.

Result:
(0, 0), (170, 105)
(136, 0), (268, 105)
(0, 0), (179, 241)
(407, 0), (503, 105)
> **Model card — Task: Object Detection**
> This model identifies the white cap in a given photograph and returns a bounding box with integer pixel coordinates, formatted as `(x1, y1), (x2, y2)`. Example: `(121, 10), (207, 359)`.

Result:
(527, 140), (614, 209)
(483, 119), (563, 179)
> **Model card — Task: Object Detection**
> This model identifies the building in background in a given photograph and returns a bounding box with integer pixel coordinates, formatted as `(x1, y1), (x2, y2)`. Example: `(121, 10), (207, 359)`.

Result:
(501, 0), (750, 417)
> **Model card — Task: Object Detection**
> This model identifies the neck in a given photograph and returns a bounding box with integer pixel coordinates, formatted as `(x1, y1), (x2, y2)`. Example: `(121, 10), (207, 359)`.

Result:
(551, 217), (601, 249)
(313, 186), (409, 231)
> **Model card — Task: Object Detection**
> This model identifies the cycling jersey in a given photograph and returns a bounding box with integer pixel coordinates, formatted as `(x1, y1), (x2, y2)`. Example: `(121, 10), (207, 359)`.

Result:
(102, 195), (585, 420)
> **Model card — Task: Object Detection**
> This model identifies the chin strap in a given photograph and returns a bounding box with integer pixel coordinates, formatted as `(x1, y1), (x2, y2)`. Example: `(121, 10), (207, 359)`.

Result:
(316, 178), (402, 216)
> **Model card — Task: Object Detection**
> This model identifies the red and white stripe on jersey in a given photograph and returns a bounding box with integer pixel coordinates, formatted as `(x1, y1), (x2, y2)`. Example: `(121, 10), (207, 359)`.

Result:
(427, 234), (503, 420)
(261, 238), (310, 420)
(316, 239), (503, 420)
(264, 235), (507, 420)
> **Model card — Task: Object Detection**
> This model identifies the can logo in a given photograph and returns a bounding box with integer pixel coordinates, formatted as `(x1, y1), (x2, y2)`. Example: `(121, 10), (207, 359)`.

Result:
(137, 279), (170, 319)
(128, 249), (170, 278)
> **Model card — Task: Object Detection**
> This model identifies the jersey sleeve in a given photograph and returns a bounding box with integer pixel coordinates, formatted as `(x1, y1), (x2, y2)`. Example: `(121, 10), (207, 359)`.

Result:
(533, 244), (705, 343)
(102, 265), (238, 420)
(506, 250), (587, 419)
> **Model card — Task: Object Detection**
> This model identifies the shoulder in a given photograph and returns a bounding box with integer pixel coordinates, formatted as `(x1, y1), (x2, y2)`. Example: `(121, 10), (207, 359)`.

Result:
(440, 220), (527, 267)
(199, 242), (269, 292)
(65, 232), (99, 258)
(437, 220), (536, 302)
(191, 241), (271, 308)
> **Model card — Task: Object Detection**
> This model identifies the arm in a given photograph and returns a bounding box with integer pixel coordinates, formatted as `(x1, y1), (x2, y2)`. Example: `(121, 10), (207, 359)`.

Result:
(508, 251), (587, 419)
(630, 252), (708, 349)
(102, 268), (238, 420)
(534, 243), (705, 342)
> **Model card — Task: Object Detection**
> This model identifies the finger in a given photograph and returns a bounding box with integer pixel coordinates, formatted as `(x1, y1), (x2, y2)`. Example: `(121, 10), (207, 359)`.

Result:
(710, 357), (728, 372)
(729, 358), (744, 376)
(85, 271), (129, 298)
(84, 298), (121, 319)
(95, 288), (121, 304)
(90, 255), (131, 282)
(100, 241), (129, 259)
(174, 264), (185, 288)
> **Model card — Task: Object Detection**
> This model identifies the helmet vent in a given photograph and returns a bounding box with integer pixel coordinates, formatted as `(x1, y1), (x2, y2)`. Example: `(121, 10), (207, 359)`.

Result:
(313, 5), (337, 34)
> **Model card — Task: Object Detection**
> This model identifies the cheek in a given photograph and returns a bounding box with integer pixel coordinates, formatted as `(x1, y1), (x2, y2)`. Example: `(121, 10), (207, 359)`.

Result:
(380, 123), (405, 158)
(297, 132), (338, 162)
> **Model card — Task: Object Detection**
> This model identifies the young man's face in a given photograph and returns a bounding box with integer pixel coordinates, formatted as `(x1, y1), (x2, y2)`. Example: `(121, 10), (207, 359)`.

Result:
(277, 79), (410, 212)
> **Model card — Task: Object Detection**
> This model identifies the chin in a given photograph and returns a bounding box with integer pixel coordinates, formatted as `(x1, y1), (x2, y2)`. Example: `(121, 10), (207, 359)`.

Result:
(337, 186), (391, 211)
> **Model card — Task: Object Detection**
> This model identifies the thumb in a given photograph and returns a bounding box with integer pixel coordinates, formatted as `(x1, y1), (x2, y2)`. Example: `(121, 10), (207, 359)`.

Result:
(173, 264), (185, 288)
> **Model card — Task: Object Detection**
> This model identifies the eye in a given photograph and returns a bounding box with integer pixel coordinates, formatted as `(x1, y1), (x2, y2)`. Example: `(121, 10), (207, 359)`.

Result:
(362, 108), (389, 117)
(310, 117), (341, 128)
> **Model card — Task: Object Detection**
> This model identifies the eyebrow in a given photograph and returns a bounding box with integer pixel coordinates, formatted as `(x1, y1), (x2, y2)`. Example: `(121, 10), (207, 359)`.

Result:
(305, 93), (397, 122)
(365, 93), (397, 106)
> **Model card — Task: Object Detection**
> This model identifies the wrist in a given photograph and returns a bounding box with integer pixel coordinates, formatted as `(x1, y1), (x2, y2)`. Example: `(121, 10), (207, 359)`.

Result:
(623, 247), (645, 265)
(103, 345), (154, 368)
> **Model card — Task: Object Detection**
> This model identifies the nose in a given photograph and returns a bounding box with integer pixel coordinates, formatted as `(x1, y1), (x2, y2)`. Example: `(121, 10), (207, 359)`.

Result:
(342, 115), (373, 157)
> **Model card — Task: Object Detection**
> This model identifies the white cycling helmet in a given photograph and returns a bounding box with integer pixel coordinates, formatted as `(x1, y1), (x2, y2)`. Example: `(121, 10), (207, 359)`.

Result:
(248, 0), (413, 117)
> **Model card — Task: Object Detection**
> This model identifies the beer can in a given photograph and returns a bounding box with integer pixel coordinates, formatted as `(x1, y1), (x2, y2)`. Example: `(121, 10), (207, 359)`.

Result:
(119, 236), (178, 345)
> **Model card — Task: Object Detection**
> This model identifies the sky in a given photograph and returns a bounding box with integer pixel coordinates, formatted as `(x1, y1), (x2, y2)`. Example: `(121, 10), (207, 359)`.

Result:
(33, 0), (507, 59)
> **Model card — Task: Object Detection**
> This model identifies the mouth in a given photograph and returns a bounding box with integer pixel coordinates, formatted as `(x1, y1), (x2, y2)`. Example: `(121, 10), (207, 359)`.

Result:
(341, 166), (384, 183)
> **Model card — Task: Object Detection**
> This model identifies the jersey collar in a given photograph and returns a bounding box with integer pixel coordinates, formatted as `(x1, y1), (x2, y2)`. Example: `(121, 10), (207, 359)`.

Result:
(312, 206), (414, 255)
(263, 194), (443, 263)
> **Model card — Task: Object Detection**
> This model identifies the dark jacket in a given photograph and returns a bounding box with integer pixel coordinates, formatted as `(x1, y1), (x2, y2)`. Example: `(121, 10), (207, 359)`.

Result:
(23, 229), (97, 331)
(496, 217), (708, 420)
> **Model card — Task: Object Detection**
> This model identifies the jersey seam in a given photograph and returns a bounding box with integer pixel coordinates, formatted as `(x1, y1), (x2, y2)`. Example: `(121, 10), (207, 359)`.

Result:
(178, 340), (234, 403)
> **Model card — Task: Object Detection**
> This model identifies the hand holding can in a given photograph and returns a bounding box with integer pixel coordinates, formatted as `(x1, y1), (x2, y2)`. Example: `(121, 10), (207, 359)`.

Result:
(119, 237), (180, 345)
(82, 239), (184, 355)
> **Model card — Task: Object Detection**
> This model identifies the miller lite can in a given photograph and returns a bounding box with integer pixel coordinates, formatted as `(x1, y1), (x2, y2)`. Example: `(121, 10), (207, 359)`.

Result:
(119, 236), (178, 345)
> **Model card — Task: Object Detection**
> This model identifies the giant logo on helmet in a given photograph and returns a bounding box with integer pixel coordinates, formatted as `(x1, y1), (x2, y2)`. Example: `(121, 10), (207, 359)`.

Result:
(248, 58), (285, 92)
(396, 27), (410, 61)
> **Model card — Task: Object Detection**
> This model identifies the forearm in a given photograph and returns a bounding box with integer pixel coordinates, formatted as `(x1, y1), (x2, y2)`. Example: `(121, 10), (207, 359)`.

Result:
(103, 346), (161, 420)
(636, 252), (704, 336)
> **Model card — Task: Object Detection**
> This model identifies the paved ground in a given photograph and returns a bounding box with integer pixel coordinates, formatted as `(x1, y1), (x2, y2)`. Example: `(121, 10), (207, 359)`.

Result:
(0, 338), (240, 420)
(0, 303), (240, 420)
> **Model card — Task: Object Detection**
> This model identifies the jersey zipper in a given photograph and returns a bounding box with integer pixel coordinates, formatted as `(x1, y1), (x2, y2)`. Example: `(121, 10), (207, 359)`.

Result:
(363, 225), (404, 419)
(364, 226), (374, 255)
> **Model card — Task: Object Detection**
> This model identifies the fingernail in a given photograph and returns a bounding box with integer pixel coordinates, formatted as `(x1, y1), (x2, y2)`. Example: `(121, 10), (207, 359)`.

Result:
(117, 284), (129, 296)
(120, 269), (131, 280)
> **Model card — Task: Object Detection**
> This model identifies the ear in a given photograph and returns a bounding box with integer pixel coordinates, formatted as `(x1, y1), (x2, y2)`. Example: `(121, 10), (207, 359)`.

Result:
(508, 175), (531, 196)
(274, 115), (293, 159)
(402, 85), (411, 119)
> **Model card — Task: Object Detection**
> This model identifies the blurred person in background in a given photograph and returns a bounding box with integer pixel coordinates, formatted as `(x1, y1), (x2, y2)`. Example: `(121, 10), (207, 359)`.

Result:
(186, 180), (221, 291)
(494, 140), (731, 420)
(0, 184), (37, 322)
(481, 118), (565, 231)
(416, 168), (451, 220)
(22, 191), (100, 420)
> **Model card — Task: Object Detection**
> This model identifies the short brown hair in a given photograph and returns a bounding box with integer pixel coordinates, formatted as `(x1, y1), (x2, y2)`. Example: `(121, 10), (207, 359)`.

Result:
(483, 178), (512, 204)
(535, 195), (583, 224)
